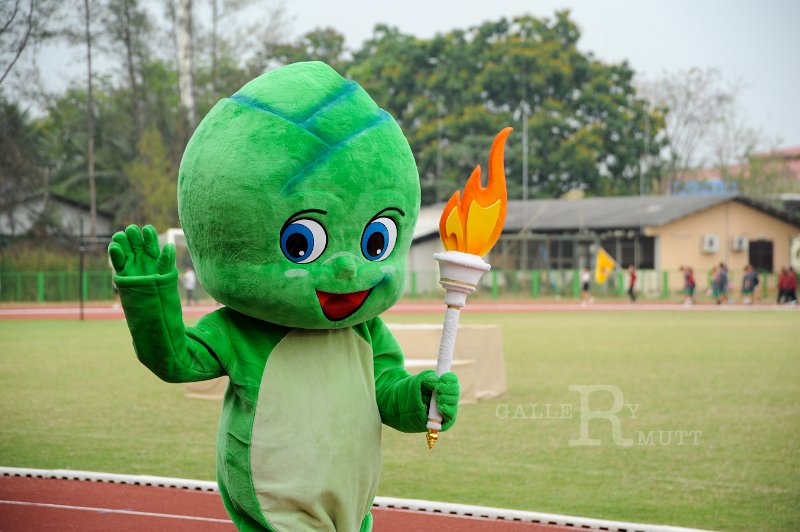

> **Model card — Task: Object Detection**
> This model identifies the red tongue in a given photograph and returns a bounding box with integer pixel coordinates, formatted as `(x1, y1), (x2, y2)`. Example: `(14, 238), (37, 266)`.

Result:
(316, 289), (371, 321)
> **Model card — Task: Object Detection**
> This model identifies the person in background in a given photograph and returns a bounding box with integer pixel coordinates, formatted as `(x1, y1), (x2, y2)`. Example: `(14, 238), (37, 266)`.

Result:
(710, 265), (720, 302)
(682, 266), (696, 305)
(777, 268), (789, 304)
(741, 264), (758, 306)
(580, 266), (592, 305)
(787, 267), (798, 305)
(182, 266), (197, 306)
(109, 254), (121, 309)
(627, 264), (637, 303)
(715, 263), (729, 305)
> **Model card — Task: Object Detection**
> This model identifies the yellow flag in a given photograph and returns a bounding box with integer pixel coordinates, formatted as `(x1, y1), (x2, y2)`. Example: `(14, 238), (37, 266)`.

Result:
(595, 247), (617, 284)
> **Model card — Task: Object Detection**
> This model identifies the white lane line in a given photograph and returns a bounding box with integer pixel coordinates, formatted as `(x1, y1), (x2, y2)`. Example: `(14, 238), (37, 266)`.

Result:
(0, 306), (219, 316)
(1, 467), (715, 532)
(0, 500), (233, 523)
(0, 304), (794, 317)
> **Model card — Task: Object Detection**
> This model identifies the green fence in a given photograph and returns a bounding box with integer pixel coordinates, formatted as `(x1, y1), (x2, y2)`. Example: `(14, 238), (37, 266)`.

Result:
(0, 270), (212, 303)
(0, 271), (115, 302)
(0, 268), (788, 303)
(406, 268), (784, 301)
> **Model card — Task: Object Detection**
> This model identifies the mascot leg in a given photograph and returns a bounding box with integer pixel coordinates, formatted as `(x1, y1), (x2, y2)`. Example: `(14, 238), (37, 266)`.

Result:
(360, 510), (373, 532)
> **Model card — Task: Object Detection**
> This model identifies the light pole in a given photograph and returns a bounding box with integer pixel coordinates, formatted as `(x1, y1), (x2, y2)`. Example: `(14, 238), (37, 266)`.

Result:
(436, 99), (444, 194)
(522, 102), (529, 203)
(641, 112), (650, 197)
(520, 100), (530, 270)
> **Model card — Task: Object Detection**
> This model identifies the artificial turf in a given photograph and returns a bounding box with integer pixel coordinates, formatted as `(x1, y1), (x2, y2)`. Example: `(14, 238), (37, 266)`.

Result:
(0, 310), (797, 531)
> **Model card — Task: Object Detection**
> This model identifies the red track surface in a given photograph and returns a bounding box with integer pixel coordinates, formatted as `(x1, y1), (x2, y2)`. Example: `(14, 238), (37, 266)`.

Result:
(0, 476), (573, 531)
(1, 300), (790, 320)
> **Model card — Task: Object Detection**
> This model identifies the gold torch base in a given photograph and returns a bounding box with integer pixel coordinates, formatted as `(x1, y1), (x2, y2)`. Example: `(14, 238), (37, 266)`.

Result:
(426, 429), (439, 449)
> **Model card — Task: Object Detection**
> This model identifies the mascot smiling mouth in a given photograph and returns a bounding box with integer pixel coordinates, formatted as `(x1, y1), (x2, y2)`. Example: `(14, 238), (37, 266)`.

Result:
(316, 289), (372, 321)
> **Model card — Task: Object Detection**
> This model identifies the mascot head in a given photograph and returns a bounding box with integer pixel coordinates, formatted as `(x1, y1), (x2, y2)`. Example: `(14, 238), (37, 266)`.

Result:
(178, 62), (420, 328)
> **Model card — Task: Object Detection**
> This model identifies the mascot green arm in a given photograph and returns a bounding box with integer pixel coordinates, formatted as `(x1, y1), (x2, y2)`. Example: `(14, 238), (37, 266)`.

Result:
(109, 224), (227, 383)
(367, 318), (460, 432)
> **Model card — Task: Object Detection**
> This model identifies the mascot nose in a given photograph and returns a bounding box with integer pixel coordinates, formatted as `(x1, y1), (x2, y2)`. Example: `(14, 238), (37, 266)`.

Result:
(333, 256), (358, 280)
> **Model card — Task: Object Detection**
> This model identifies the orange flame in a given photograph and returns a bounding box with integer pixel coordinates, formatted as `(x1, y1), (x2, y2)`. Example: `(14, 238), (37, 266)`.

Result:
(439, 127), (512, 256)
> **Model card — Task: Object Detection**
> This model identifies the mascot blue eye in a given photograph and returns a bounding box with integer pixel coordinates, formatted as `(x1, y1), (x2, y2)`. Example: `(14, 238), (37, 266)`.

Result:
(361, 217), (397, 261)
(280, 219), (327, 263)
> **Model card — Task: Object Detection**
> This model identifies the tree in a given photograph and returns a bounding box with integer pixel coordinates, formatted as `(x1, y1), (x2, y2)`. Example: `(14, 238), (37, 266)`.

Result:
(349, 13), (663, 203)
(722, 149), (800, 201)
(271, 27), (347, 72)
(233, 0), (290, 74)
(191, 0), (287, 116)
(174, 0), (197, 129)
(1, 0), (65, 96)
(639, 68), (799, 198)
(348, 24), (430, 126)
(0, 99), (44, 235)
(205, 0), (260, 92)
(33, 71), (164, 228)
(475, 14), (660, 197)
(3, 0), (280, 241)
(123, 124), (178, 228)
(208, 0), (222, 92)
(102, 0), (152, 139)
(638, 67), (753, 194)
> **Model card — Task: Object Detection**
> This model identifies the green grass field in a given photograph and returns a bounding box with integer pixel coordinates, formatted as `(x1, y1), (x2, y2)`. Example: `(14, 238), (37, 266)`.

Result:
(1, 311), (798, 531)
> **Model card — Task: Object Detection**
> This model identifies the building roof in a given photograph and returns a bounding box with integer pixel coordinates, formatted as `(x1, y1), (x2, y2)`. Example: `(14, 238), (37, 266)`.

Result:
(414, 204), (442, 241)
(414, 195), (800, 240)
(47, 193), (116, 220)
(505, 195), (735, 231)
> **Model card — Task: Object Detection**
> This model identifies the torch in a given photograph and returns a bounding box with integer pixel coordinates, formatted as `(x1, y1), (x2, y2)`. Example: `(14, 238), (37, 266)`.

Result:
(426, 127), (512, 449)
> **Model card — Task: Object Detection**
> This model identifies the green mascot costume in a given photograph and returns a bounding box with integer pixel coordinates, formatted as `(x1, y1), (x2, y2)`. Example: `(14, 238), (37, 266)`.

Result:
(108, 61), (460, 531)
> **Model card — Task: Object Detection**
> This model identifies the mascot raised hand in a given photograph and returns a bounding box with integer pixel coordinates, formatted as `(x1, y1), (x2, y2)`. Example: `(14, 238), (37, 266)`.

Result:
(109, 62), (460, 531)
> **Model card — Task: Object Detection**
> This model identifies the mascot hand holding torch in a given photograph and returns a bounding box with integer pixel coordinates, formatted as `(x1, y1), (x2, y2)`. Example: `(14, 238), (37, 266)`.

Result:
(108, 62), (460, 531)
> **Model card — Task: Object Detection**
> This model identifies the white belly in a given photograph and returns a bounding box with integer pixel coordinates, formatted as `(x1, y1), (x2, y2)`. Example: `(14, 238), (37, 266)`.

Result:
(250, 327), (382, 531)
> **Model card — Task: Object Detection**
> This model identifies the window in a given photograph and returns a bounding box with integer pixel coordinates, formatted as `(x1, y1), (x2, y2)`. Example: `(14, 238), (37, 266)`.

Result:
(749, 240), (773, 271)
(600, 235), (655, 269)
(548, 239), (575, 269)
(640, 237), (656, 269)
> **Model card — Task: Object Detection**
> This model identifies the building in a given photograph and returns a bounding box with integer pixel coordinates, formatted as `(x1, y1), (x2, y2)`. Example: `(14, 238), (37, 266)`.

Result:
(673, 146), (800, 195)
(0, 193), (114, 239)
(410, 195), (800, 294)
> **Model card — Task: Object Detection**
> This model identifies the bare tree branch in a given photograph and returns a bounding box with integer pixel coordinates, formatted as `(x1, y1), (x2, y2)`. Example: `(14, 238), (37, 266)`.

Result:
(638, 67), (750, 193)
(0, 0), (21, 35)
(0, 0), (34, 86)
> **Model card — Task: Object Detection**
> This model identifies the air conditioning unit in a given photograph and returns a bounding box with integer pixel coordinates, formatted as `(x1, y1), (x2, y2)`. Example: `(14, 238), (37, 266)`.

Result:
(732, 235), (749, 251)
(791, 236), (800, 270)
(701, 234), (720, 254)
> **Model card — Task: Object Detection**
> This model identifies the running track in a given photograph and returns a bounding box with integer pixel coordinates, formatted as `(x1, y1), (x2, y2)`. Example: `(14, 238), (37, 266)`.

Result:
(0, 469), (710, 532)
(1, 301), (795, 320)
(0, 476), (565, 531)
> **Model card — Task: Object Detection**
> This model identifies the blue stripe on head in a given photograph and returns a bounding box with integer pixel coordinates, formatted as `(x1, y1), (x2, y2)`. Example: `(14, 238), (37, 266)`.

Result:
(281, 110), (393, 195)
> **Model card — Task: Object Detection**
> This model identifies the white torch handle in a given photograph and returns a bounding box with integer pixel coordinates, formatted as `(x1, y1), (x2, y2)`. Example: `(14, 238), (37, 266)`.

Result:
(427, 306), (461, 430)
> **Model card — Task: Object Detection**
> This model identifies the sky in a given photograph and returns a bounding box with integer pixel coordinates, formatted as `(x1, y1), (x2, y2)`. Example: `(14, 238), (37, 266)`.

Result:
(26, 0), (800, 149)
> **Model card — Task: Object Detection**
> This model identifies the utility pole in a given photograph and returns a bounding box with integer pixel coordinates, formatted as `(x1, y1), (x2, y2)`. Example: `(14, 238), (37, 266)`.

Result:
(520, 99), (530, 270)
(79, 218), (85, 321)
(638, 113), (650, 270)
(522, 103), (529, 202)
(84, 0), (97, 238)
(641, 112), (650, 197)
(436, 98), (444, 202)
